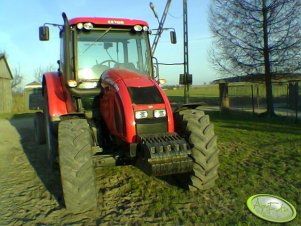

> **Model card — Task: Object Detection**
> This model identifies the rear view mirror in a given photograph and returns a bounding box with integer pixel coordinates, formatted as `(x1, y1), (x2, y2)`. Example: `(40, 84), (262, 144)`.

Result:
(170, 31), (177, 44)
(39, 26), (49, 41)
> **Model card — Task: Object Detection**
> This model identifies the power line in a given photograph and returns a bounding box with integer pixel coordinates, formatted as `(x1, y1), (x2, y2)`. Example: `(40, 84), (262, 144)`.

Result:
(168, 12), (182, 19)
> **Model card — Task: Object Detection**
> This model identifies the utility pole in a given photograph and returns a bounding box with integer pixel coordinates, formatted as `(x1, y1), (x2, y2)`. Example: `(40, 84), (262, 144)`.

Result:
(150, 0), (172, 55)
(183, 0), (190, 104)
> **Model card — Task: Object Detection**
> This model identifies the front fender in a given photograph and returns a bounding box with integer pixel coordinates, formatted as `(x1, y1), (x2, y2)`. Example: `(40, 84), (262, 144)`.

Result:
(43, 72), (68, 120)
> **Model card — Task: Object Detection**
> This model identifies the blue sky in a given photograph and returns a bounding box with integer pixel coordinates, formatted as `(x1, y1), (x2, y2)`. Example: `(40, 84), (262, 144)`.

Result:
(0, 0), (216, 86)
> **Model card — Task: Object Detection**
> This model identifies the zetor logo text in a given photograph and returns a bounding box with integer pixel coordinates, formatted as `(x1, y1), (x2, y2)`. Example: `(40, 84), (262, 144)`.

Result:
(108, 20), (124, 25)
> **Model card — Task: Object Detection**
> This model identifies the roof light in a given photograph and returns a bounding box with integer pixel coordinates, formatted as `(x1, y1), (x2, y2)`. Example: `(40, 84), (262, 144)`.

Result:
(84, 22), (93, 30)
(143, 26), (149, 32)
(134, 25), (143, 32)
(77, 23), (83, 30)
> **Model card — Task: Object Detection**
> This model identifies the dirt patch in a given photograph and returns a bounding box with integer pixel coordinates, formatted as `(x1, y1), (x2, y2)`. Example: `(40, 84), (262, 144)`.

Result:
(0, 117), (195, 225)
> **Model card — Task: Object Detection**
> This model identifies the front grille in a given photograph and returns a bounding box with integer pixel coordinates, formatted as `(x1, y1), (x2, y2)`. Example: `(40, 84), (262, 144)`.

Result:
(136, 117), (167, 135)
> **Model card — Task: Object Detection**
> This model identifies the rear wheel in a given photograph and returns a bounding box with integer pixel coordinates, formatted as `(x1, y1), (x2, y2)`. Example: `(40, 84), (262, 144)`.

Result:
(34, 112), (46, 144)
(58, 119), (97, 212)
(44, 87), (58, 169)
(174, 107), (219, 191)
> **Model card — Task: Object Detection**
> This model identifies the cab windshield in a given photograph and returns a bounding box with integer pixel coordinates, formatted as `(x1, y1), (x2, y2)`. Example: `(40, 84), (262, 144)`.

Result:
(76, 29), (152, 81)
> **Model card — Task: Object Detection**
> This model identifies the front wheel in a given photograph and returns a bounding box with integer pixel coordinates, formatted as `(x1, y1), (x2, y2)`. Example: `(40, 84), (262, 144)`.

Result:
(174, 107), (219, 191)
(58, 119), (97, 212)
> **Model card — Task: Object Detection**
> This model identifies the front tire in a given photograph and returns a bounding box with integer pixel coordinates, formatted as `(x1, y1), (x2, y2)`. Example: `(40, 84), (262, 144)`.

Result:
(58, 119), (97, 212)
(174, 107), (219, 191)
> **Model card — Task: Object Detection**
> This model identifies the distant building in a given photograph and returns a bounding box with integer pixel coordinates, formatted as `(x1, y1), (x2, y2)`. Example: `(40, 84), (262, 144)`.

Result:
(24, 81), (42, 90)
(24, 81), (43, 110)
(24, 82), (44, 110)
(0, 54), (13, 113)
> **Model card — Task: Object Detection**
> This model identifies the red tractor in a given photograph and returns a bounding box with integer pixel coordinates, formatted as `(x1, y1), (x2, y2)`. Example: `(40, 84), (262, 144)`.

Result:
(35, 13), (219, 212)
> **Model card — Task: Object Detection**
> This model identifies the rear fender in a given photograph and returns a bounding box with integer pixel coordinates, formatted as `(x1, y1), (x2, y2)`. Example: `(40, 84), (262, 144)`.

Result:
(43, 72), (75, 121)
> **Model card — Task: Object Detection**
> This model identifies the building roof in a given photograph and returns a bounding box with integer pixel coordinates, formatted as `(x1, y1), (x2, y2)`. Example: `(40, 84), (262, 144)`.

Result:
(25, 81), (42, 90)
(212, 73), (301, 84)
(0, 54), (13, 80)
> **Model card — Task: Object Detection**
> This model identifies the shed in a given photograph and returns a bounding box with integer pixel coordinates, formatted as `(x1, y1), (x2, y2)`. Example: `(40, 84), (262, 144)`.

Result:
(24, 81), (43, 110)
(0, 54), (13, 113)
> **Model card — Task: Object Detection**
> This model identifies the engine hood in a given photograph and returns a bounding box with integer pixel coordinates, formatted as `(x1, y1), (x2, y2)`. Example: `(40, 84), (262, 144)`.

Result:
(101, 68), (155, 87)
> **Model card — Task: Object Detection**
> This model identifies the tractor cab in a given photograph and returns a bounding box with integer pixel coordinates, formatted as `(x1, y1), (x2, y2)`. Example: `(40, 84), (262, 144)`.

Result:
(39, 14), (154, 97)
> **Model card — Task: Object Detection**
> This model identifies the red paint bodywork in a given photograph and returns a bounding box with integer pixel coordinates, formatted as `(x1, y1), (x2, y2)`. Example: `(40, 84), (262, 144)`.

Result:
(44, 69), (174, 144)
(69, 17), (148, 27)
(44, 16), (173, 145)
(100, 69), (174, 143)
(43, 72), (75, 120)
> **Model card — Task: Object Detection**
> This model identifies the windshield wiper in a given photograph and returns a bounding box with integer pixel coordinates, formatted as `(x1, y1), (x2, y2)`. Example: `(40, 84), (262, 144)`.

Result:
(81, 27), (112, 55)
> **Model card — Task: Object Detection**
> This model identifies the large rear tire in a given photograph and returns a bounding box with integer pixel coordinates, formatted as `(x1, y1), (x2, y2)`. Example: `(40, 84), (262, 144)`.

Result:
(174, 107), (219, 191)
(34, 112), (46, 144)
(44, 87), (58, 170)
(58, 119), (97, 212)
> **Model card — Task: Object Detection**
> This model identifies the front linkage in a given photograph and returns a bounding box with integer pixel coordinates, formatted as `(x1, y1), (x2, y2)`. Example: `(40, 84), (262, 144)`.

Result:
(136, 133), (193, 176)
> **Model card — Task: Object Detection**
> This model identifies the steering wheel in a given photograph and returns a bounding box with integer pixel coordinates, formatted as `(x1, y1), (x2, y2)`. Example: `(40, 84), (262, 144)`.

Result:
(98, 59), (118, 67)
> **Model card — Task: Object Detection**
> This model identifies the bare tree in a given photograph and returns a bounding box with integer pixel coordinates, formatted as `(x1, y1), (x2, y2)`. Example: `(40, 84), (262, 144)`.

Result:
(34, 64), (56, 83)
(209, 0), (301, 116)
(11, 66), (23, 93)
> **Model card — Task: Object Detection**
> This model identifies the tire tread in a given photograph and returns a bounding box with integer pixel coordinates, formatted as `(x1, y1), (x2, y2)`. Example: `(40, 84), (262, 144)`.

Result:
(174, 108), (219, 191)
(58, 119), (97, 212)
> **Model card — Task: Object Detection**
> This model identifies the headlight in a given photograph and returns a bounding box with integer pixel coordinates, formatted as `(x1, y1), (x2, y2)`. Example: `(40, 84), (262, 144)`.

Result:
(143, 26), (149, 31)
(79, 82), (98, 89)
(135, 111), (148, 119)
(154, 109), (166, 118)
(77, 23), (84, 29)
(84, 22), (93, 30)
(134, 25), (143, 32)
(67, 80), (78, 87)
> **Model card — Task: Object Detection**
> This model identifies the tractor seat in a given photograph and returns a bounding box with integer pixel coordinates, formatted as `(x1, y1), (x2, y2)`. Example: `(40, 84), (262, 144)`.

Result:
(114, 63), (136, 71)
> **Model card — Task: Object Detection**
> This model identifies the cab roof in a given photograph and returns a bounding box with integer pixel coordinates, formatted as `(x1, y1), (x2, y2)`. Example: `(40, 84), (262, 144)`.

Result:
(69, 17), (148, 27)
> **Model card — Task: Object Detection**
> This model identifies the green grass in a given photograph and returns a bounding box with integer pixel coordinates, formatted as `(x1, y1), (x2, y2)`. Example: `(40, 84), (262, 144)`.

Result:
(204, 111), (301, 225)
(164, 85), (220, 105)
(150, 111), (300, 225)
(164, 85), (219, 98)
(12, 93), (28, 112)
(4, 109), (299, 224)
(164, 83), (292, 98)
(96, 111), (300, 225)
(0, 112), (35, 120)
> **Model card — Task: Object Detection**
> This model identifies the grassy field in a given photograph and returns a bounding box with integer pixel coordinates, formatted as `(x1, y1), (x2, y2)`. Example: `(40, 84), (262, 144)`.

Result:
(164, 85), (220, 105)
(202, 111), (301, 225)
(4, 86), (300, 224)
(1, 109), (300, 224)
(0, 112), (35, 120)
(170, 111), (300, 225)
(164, 83), (300, 98)
(97, 110), (301, 225)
